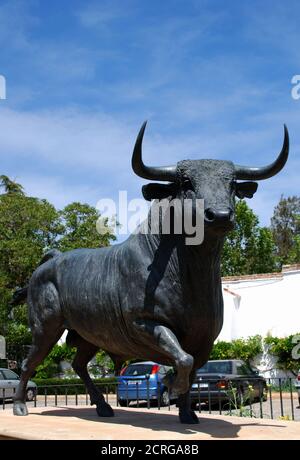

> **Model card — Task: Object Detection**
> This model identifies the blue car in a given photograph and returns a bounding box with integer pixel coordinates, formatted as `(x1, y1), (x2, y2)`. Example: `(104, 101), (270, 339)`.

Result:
(117, 361), (174, 407)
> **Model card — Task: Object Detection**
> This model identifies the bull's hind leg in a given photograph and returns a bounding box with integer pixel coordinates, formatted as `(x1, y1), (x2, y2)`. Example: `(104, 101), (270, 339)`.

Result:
(14, 282), (64, 416)
(69, 332), (114, 417)
(14, 329), (64, 415)
(133, 319), (197, 424)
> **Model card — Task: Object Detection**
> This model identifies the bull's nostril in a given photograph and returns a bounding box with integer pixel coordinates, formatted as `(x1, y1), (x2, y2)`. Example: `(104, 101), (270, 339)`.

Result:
(205, 208), (216, 222)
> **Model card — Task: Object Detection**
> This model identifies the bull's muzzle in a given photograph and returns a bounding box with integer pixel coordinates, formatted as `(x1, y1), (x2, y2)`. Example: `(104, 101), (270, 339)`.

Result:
(204, 207), (234, 230)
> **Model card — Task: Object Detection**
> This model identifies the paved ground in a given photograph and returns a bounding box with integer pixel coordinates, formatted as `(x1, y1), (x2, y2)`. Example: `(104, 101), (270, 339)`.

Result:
(0, 404), (299, 440)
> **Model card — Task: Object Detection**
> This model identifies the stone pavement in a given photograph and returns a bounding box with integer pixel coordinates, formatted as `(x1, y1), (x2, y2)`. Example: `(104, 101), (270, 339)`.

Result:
(0, 405), (299, 440)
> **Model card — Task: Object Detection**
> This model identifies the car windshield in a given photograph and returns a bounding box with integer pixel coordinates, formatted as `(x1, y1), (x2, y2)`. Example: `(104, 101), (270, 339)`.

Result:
(197, 361), (232, 374)
(2, 369), (19, 380)
(123, 364), (153, 376)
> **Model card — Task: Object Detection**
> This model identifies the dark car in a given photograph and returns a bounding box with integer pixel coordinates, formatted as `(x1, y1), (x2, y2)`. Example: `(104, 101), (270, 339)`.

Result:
(117, 361), (175, 407)
(190, 359), (267, 409)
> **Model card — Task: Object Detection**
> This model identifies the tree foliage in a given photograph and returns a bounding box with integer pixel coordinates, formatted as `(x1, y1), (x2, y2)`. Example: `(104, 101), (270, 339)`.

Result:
(210, 335), (263, 363)
(271, 195), (300, 265)
(264, 334), (300, 376)
(58, 202), (115, 252)
(0, 175), (24, 195)
(0, 178), (115, 363)
(221, 200), (278, 276)
(34, 344), (76, 379)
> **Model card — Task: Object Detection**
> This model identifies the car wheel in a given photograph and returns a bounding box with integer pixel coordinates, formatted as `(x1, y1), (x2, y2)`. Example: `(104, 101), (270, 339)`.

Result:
(160, 390), (170, 407)
(26, 388), (35, 402)
(118, 399), (129, 407)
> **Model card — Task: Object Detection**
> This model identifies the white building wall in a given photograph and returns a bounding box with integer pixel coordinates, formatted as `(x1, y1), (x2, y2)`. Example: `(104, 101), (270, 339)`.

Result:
(220, 266), (300, 341)
(219, 266), (300, 378)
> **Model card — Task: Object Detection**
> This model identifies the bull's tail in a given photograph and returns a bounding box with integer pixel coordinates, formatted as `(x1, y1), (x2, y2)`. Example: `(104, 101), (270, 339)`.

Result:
(9, 249), (62, 310)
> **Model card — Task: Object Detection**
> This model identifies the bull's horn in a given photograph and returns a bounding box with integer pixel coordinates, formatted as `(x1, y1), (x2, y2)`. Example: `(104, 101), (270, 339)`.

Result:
(131, 121), (177, 181)
(235, 125), (289, 180)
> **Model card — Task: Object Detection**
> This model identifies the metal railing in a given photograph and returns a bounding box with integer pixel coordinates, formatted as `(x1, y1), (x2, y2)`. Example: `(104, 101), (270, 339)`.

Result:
(1, 377), (300, 421)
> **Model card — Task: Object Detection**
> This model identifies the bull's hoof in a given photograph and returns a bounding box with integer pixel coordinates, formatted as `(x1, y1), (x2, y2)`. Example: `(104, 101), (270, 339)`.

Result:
(96, 401), (114, 417)
(179, 410), (199, 424)
(13, 401), (28, 416)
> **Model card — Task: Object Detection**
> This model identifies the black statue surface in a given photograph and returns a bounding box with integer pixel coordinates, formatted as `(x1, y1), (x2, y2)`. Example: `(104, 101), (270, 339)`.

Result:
(11, 122), (289, 424)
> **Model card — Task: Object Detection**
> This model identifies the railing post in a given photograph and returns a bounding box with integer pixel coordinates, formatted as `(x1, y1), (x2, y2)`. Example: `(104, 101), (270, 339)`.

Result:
(279, 378), (284, 417)
(289, 378), (295, 421)
(258, 380), (263, 418)
(228, 382), (232, 416)
(268, 379), (274, 419)
(157, 381), (161, 410)
(146, 376), (150, 410)
(217, 382), (222, 415)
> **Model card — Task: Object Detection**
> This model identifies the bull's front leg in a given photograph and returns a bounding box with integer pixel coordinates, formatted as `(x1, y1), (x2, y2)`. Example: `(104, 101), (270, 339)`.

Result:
(177, 369), (199, 424)
(133, 319), (198, 424)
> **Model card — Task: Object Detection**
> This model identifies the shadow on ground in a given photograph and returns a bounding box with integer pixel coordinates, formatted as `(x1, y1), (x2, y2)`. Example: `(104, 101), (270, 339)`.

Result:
(36, 406), (285, 439)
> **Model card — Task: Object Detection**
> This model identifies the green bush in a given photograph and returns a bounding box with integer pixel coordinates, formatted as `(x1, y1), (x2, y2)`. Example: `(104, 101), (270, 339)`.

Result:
(264, 334), (300, 376)
(33, 377), (117, 395)
(34, 344), (76, 379)
(210, 335), (263, 363)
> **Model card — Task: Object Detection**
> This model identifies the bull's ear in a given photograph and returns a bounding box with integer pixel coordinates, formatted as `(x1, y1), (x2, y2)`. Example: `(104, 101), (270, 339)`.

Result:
(142, 183), (178, 201)
(236, 181), (258, 199)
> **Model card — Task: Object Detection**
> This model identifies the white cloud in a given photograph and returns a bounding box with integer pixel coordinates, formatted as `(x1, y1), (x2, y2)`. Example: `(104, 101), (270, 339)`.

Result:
(0, 103), (298, 230)
(0, 107), (136, 174)
(76, 1), (126, 29)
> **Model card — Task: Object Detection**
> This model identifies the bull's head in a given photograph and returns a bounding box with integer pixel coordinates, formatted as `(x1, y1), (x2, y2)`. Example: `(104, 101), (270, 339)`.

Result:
(132, 122), (289, 236)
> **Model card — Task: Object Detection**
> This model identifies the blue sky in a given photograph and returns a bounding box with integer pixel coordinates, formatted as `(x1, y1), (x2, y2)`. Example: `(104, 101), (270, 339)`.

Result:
(0, 0), (300, 235)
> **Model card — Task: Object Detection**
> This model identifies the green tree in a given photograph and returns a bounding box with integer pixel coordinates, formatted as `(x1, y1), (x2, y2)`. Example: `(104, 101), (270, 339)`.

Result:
(221, 200), (278, 276)
(0, 191), (62, 355)
(271, 195), (300, 264)
(264, 335), (300, 376)
(0, 175), (24, 195)
(58, 202), (115, 251)
(35, 344), (76, 379)
(0, 180), (115, 365)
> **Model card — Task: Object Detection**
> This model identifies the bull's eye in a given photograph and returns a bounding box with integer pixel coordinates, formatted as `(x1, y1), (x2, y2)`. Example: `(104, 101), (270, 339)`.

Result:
(182, 178), (194, 191)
